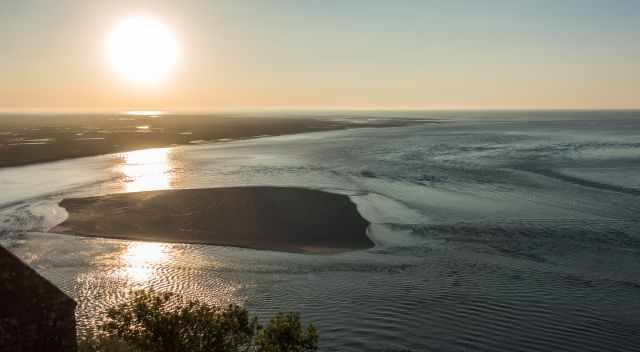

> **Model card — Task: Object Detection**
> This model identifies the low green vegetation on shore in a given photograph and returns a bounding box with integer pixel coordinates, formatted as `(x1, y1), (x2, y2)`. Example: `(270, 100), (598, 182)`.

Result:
(78, 290), (318, 352)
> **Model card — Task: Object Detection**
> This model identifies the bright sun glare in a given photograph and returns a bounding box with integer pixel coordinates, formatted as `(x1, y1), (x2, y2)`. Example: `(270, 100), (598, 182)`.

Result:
(108, 17), (178, 84)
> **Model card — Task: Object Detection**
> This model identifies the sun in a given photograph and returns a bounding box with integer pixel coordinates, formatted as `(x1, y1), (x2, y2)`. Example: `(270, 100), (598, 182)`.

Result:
(108, 17), (178, 84)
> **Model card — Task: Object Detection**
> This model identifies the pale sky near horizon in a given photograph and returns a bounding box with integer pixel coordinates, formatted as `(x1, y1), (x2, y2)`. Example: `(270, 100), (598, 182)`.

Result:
(1, 0), (639, 111)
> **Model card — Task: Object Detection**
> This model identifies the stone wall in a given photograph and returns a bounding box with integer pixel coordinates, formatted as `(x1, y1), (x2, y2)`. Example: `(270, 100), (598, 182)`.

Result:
(0, 245), (77, 352)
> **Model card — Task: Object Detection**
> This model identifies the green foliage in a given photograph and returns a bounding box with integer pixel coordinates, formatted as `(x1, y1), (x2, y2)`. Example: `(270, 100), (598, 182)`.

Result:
(78, 333), (134, 352)
(255, 313), (318, 352)
(79, 290), (318, 352)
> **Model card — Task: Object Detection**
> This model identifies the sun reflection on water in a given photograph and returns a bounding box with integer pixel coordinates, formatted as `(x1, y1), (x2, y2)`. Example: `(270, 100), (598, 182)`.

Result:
(74, 240), (245, 331)
(120, 242), (169, 283)
(118, 148), (174, 192)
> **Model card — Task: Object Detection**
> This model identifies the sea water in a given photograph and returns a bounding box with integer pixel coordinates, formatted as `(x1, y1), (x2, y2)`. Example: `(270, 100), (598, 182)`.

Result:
(1, 111), (639, 351)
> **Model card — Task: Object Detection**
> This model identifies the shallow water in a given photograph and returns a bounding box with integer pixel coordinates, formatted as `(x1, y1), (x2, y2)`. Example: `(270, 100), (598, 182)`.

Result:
(1, 114), (640, 351)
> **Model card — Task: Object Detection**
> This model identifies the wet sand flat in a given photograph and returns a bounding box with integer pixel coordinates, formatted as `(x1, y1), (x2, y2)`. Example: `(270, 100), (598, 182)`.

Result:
(0, 113), (419, 167)
(52, 187), (373, 253)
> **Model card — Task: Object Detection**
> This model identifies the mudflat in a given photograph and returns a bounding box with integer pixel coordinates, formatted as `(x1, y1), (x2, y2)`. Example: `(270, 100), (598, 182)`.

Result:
(0, 113), (418, 167)
(52, 187), (373, 254)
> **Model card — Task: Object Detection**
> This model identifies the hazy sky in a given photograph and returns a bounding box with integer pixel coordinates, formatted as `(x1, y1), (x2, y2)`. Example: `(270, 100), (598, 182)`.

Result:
(1, 0), (639, 111)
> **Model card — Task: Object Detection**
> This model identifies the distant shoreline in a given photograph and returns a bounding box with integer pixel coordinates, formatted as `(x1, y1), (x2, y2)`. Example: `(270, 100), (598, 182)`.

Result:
(52, 187), (373, 254)
(0, 115), (421, 168)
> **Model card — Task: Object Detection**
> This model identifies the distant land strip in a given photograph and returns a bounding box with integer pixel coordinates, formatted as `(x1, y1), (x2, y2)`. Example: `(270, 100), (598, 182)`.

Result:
(0, 115), (425, 168)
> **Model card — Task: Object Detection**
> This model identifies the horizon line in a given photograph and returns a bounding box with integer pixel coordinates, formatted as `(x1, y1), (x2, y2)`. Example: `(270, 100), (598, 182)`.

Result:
(1, 107), (640, 115)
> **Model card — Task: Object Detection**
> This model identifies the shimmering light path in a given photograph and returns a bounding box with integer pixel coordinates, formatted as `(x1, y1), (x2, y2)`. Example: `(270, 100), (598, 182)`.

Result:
(118, 148), (174, 192)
